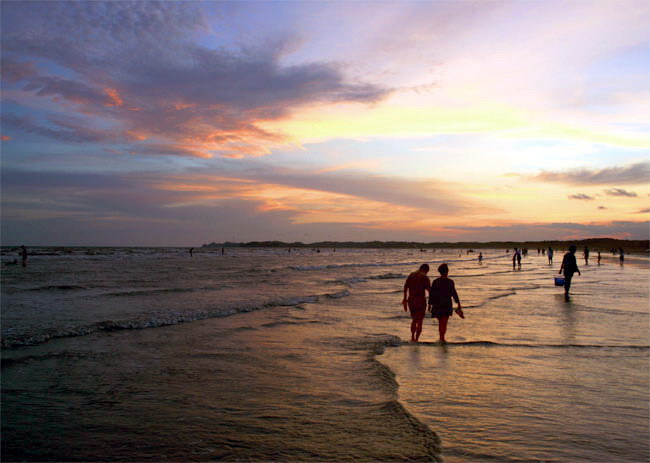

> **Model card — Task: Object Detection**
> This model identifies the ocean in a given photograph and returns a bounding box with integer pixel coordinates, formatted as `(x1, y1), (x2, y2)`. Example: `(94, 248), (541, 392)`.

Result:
(2, 247), (648, 462)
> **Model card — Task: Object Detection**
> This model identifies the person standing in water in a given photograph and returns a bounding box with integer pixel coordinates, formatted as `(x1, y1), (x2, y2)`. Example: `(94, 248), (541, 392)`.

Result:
(619, 248), (625, 264)
(478, 252), (483, 264)
(559, 245), (581, 301)
(583, 246), (589, 265)
(548, 247), (554, 264)
(429, 263), (463, 343)
(20, 245), (27, 267)
(402, 264), (431, 342)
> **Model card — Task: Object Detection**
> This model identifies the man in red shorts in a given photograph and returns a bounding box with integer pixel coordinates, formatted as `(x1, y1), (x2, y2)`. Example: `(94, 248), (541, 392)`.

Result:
(402, 263), (431, 342)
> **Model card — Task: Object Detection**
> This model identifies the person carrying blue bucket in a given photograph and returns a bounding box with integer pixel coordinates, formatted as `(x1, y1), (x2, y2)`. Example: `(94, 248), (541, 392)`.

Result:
(559, 245), (581, 301)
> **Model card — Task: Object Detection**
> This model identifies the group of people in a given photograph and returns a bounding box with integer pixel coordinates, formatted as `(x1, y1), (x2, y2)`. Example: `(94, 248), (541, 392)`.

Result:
(402, 263), (463, 343)
(402, 244), (616, 341)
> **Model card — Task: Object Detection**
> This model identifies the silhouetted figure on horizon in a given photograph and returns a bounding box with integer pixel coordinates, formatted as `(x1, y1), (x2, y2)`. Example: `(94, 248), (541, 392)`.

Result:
(559, 245), (581, 301)
(429, 263), (463, 344)
(189, 247), (194, 257)
(478, 252), (483, 264)
(583, 246), (589, 265)
(402, 264), (431, 343)
(20, 245), (27, 267)
(512, 248), (521, 269)
(548, 247), (554, 265)
(619, 248), (624, 264)
(597, 250), (601, 265)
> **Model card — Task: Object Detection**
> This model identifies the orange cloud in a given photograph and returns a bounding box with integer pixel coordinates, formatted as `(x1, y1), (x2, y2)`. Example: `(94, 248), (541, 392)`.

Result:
(104, 88), (124, 107)
(1, 135), (10, 141)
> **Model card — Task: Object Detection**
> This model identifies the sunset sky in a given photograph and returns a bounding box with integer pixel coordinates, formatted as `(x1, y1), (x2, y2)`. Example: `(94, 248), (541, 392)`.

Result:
(1, 0), (649, 246)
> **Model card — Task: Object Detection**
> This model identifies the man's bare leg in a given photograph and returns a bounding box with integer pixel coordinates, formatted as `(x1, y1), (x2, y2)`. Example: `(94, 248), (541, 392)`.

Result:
(414, 318), (424, 342)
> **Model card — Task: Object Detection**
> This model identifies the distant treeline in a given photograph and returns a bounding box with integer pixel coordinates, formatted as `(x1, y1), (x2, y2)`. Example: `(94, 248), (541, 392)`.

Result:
(202, 238), (649, 252)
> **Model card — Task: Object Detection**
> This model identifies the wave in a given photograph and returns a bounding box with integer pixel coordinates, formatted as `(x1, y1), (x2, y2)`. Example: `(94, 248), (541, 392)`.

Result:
(325, 289), (351, 299)
(363, 335), (442, 461)
(400, 340), (650, 349)
(1, 294), (322, 349)
(261, 320), (325, 328)
(289, 258), (465, 272)
(104, 287), (202, 297)
(5, 284), (87, 293)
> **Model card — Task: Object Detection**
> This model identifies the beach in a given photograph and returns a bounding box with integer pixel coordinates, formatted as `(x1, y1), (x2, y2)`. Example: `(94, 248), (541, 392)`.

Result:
(2, 247), (648, 462)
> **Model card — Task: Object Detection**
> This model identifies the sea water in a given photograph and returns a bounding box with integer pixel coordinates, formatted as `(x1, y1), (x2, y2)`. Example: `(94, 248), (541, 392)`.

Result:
(1, 247), (648, 462)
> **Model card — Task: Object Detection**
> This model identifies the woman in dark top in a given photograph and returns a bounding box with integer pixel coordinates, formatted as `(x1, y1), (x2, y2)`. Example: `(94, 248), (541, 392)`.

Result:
(428, 263), (463, 343)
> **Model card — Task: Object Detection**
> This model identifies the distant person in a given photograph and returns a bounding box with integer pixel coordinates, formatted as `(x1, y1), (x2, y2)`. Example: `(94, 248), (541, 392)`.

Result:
(597, 250), (601, 265)
(542, 248), (546, 256)
(402, 264), (431, 342)
(583, 246), (589, 265)
(20, 245), (27, 267)
(478, 252), (483, 264)
(221, 247), (225, 255)
(189, 247), (194, 257)
(512, 249), (517, 269)
(548, 247), (554, 264)
(429, 263), (463, 343)
(559, 245), (581, 301)
(516, 249), (522, 268)
(619, 248), (624, 264)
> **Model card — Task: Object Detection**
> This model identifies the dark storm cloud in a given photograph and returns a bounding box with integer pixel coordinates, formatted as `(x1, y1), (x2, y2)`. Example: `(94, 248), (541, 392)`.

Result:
(526, 162), (650, 185)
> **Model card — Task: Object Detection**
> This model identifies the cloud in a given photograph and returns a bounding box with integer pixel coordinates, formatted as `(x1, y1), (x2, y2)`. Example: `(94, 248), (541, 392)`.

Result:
(1, 1), (390, 158)
(568, 193), (595, 201)
(1, 113), (118, 143)
(598, 206), (607, 210)
(604, 188), (638, 197)
(526, 162), (650, 185)
(636, 208), (650, 214)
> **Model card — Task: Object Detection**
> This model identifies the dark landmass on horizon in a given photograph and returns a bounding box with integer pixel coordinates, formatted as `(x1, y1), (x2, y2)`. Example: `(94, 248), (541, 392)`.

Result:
(202, 238), (649, 252)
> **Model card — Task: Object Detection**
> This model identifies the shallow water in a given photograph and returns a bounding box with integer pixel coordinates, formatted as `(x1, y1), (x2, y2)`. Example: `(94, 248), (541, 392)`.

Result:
(2, 247), (648, 461)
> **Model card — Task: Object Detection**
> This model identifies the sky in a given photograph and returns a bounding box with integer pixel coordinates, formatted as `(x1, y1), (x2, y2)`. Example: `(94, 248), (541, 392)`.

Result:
(1, 0), (649, 246)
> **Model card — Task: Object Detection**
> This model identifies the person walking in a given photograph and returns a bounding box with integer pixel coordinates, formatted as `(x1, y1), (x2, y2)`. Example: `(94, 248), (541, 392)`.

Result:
(402, 264), (431, 342)
(559, 245), (581, 301)
(428, 263), (463, 343)
(548, 247), (554, 264)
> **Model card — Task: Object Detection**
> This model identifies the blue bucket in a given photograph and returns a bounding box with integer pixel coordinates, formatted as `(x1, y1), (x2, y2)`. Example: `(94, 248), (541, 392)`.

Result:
(554, 277), (565, 286)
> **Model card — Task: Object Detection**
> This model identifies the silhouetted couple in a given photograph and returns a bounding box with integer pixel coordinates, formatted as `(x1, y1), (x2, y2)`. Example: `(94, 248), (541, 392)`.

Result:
(403, 263), (463, 343)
